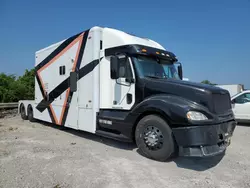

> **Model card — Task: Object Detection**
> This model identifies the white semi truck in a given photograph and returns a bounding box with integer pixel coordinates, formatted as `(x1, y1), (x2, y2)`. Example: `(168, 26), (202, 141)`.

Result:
(18, 26), (236, 161)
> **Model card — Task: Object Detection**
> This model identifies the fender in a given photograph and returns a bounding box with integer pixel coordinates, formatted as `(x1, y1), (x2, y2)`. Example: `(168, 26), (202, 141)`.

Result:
(97, 94), (215, 142)
(128, 94), (215, 127)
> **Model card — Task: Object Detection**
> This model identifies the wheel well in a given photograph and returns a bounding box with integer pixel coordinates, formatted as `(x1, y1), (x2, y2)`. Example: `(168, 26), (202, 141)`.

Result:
(131, 110), (171, 142)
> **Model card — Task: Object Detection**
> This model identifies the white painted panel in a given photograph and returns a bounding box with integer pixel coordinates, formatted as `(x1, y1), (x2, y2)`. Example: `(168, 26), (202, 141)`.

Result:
(78, 108), (95, 133)
(34, 108), (52, 123)
(103, 27), (165, 50)
(100, 56), (113, 109)
(78, 74), (93, 108)
(64, 91), (78, 129)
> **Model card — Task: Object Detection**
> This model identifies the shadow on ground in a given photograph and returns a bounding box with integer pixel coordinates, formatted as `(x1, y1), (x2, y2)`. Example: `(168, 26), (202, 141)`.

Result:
(38, 120), (136, 151)
(173, 152), (225, 171)
(237, 122), (250, 127)
(136, 148), (224, 171)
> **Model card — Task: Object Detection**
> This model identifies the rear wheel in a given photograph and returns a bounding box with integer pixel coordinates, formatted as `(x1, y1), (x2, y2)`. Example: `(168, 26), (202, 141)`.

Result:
(135, 115), (176, 161)
(28, 105), (35, 122)
(20, 104), (28, 120)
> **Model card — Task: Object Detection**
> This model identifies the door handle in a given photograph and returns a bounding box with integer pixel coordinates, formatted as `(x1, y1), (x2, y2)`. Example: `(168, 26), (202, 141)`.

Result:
(127, 93), (132, 104)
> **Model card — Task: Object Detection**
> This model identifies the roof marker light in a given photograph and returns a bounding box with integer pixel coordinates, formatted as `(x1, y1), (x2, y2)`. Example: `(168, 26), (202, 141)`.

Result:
(156, 52), (160, 55)
(141, 49), (147, 52)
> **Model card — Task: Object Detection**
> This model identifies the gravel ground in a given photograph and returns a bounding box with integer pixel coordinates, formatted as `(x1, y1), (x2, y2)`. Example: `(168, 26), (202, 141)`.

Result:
(0, 116), (250, 188)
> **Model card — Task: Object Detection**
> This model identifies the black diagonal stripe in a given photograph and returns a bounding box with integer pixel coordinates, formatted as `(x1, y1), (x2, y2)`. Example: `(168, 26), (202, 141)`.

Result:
(36, 59), (101, 113)
(36, 77), (69, 112)
(35, 73), (56, 123)
(35, 74), (45, 98)
(47, 106), (56, 124)
(78, 59), (100, 79)
(35, 32), (82, 71)
(75, 29), (90, 71)
(60, 91), (73, 126)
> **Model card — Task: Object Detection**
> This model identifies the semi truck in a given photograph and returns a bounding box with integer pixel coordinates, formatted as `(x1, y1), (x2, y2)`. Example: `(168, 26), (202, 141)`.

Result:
(18, 26), (236, 161)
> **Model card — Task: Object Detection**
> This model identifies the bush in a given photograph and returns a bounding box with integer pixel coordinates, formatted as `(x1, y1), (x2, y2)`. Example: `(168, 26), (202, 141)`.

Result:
(0, 69), (35, 103)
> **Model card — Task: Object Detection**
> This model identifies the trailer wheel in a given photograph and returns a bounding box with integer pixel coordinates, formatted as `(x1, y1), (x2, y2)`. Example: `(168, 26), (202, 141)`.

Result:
(28, 105), (35, 122)
(135, 115), (176, 161)
(20, 104), (28, 120)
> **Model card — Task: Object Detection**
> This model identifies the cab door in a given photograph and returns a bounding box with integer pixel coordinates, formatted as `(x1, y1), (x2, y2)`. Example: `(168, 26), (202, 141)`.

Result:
(112, 56), (135, 110)
(232, 92), (250, 120)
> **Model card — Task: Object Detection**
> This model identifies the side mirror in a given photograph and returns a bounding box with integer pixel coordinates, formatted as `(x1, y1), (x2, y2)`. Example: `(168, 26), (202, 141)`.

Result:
(177, 64), (183, 80)
(110, 56), (120, 79)
(70, 72), (77, 92)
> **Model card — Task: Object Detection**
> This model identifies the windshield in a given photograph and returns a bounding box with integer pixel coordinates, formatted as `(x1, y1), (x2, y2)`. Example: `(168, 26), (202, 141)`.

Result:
(132, 56), (180, 80)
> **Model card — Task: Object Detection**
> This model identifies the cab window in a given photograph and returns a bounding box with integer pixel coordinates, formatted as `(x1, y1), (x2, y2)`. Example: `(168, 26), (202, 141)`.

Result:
(118, 57), (132, 79)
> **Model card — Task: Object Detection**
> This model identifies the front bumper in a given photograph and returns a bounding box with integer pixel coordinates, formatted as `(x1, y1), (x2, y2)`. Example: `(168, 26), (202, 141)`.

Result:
(172, 120), (236, 157)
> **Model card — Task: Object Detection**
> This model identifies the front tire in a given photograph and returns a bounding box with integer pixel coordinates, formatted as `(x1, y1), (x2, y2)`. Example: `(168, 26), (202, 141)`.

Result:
(135, 115), (176, 161)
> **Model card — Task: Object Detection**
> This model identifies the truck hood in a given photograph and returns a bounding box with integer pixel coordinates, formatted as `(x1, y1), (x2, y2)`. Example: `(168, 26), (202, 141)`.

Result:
(142, 78), (231, 114)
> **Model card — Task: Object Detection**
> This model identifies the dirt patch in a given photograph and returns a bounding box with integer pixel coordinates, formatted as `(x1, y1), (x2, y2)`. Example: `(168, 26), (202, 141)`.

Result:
(0, 108), (18, 119)
(8, 127), (18, 131)
(0, 116), (250, 188)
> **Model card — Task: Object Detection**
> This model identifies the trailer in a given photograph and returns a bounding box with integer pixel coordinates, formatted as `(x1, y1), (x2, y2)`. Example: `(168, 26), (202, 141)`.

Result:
(216, 84), (244, 97)
(19, 26), (236, 161)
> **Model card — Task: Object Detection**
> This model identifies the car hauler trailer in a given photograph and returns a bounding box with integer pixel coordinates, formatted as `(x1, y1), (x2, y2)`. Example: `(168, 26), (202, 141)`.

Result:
(18, 26), (236, 161)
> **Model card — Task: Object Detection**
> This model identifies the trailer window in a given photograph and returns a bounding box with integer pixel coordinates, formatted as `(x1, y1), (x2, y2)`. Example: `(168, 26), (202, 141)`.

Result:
(59, 66), (66, 75)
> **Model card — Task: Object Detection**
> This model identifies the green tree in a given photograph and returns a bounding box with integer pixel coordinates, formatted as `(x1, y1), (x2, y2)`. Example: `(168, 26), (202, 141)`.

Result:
(201, 80), (216, 85)
(0, 68), (35, 103)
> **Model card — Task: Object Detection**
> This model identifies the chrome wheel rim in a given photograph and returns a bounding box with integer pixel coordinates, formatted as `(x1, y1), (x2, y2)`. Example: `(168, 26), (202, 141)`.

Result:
(143, 126), (163, 150)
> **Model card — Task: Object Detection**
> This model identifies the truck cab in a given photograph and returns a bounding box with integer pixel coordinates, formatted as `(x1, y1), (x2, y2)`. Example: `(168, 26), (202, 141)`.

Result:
(97, 27), (236, 160)
(18, 26), (236, 161)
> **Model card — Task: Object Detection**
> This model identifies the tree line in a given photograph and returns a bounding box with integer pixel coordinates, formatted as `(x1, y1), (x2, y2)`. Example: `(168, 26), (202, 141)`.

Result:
(0, 69), (35, 103)
(0, 69), (216, 103)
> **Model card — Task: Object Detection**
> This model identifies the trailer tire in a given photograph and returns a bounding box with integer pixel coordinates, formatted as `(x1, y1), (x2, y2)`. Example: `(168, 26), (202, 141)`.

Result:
(20, 104), (28, 120)
(135, 115), (176, 161)
(28, 105), (35, 122)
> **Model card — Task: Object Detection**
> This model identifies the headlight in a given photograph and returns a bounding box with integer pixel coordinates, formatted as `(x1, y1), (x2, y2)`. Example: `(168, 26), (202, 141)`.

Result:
(186, 111), (208, 121)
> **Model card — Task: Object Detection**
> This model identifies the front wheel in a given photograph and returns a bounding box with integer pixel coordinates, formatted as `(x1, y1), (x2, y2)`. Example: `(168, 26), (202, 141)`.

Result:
(135, 115), (176, 161)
